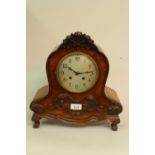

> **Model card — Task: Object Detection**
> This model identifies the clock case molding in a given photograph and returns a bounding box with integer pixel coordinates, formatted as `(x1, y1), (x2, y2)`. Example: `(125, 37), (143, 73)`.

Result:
(30, 32), (123, 131)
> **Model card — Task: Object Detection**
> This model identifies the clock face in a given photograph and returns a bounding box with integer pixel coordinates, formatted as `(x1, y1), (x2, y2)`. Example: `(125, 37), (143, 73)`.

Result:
(56, 52), (99, 93)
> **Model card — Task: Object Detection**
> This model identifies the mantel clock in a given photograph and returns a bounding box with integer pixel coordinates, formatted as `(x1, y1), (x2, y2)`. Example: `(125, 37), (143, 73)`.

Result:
(30, 32), (123, 131)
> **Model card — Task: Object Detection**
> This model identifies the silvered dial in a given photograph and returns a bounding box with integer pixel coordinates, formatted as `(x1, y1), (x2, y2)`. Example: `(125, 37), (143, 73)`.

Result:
(56, 52), (99, 93)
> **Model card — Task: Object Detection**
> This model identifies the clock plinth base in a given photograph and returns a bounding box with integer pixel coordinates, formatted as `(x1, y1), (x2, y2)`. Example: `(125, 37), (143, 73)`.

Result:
(30, 85), (122, 131)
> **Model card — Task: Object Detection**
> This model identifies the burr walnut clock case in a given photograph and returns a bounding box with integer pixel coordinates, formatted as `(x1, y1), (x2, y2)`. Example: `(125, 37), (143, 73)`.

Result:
(30, 32), (123, 131)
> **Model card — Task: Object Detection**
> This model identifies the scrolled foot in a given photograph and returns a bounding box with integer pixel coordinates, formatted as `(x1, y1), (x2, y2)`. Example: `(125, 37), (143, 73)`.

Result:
(33, 121), (40, 128)
(32, 113), (41, 128)
(111, 123), (118, 131)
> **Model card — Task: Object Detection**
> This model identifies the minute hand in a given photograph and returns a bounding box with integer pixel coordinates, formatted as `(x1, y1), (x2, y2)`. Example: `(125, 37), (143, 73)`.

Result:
(77, 71), (94, 75)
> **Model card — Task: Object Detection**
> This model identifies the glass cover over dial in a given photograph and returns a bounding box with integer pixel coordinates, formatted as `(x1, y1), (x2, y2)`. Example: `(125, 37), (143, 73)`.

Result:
(56, 52), (99, 93)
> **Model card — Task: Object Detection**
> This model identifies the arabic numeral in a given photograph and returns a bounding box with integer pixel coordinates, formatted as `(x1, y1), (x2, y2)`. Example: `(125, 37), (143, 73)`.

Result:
(88, 64), (91, 69)
(61, 70), (64, 75)
(83, 83), (86, 87)
(75, 84), (78, 89)
(75, 56), (80, 61)
(92, 71), (95, 75)
(68, 59), (72, 63)
(63, 64), (67, 68)
(63, 78), (67, 82)
(69, 82), (72, 87)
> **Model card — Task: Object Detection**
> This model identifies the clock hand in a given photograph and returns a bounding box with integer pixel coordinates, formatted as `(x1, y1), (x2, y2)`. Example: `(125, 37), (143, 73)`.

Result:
(76, 71), (94, 75)
(63, 64), (81, 75)
(83, 71), (94, 74)
(68, 67), (81, 75)
(68, 68), (94, 75)
(63, 64), (94, 75)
